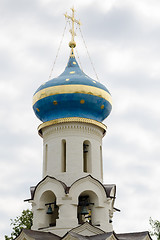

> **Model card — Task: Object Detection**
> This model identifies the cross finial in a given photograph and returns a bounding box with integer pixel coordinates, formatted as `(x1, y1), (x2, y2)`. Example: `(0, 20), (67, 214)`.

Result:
(64, 7), (81, 57)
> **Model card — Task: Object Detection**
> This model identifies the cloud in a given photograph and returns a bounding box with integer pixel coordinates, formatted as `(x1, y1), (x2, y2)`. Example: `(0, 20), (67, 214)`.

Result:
(0, 0), (160, 239)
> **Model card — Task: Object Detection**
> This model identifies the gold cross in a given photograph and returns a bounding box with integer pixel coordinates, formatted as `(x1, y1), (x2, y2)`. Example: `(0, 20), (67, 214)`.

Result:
(64, 8), (81, 56)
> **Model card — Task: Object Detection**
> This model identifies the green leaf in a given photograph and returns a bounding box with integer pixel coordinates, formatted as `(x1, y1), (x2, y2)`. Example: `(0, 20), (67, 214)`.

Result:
(5, 209), (33, 240)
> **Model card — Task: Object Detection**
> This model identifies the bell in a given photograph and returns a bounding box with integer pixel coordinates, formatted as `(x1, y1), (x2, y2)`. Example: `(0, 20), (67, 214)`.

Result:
(46, 204), (53, 214)
(83, 144), (89, 153)
(81, 206), (89, 215)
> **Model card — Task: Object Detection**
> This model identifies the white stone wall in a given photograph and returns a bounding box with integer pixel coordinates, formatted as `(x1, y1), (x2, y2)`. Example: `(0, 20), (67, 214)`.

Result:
(31, 176), (114, 236)
(41, 122), (105, 185)
(30, 120), (115, 236)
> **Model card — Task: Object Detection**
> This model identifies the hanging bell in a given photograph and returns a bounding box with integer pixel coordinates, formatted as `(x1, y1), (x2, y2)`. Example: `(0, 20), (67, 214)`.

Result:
(81, 205), (89, 215)
(83, 144), (89, 153)
(46, 204), (53, 214)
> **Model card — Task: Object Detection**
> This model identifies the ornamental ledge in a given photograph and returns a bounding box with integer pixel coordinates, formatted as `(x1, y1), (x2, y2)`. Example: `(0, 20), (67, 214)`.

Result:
(38, 117), (107, 137)
(42, 124), (104, 141)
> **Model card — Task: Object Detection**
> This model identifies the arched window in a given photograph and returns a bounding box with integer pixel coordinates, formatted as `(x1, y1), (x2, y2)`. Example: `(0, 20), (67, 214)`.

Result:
(61, 139), (66, 172)
(100, 146), (103, 179)
(77, 191), (98, 225)
(78, 195), (92, 224)
(83, 140), (91, 173)
(39, 191), (59, 228)
(44, 144), (48, 175)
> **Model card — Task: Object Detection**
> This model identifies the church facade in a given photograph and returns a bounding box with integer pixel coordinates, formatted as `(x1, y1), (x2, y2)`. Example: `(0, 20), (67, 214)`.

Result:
(16, 8), (152, 240)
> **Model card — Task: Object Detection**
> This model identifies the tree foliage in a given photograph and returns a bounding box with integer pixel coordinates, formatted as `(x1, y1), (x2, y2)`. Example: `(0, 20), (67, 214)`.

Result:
(149, 217), (160, 240)
(5, 209), (33, 240)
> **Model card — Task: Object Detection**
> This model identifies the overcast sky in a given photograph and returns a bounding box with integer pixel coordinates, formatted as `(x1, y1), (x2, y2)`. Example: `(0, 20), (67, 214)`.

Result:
(0, 0), (160, 239)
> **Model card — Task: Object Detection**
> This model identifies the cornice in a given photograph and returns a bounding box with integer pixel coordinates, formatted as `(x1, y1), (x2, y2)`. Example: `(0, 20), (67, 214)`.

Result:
(38, 117), (106, 137)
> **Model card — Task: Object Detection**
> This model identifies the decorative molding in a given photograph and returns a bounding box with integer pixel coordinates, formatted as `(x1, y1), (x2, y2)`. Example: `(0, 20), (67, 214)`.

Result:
(38, 117), (106, 137)
(69, 175), (107, 200)
(42, 122), (104, 141)
(30, 176), (67, 201)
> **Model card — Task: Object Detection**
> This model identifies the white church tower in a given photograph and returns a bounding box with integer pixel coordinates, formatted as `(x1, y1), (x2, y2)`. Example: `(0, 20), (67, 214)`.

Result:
(17, 8), (152, 240)
(29, 7), (116, 237)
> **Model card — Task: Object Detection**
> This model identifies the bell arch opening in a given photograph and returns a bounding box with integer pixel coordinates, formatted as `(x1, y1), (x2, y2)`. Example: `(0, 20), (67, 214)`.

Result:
(38, 190), (59, 228)
(77, 190), (98, 225)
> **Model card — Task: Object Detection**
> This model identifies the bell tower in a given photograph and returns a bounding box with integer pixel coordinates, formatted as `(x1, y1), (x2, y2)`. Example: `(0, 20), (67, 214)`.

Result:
(28, 8), (116, 237)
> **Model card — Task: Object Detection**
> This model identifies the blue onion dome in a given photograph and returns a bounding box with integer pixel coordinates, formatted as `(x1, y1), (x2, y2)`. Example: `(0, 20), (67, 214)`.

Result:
(33, 55), (112, 123)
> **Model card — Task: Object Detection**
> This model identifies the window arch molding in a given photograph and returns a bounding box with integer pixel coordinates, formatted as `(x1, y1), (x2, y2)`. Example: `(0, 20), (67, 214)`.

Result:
(69, 176), (107, 207)
(32, 176), (67, 203)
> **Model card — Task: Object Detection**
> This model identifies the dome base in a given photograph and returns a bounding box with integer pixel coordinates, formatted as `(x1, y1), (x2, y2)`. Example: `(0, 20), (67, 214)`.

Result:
(38, 117), (107, 137)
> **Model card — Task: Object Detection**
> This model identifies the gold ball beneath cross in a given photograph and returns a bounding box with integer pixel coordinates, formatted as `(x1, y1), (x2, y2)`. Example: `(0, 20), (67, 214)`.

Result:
(69, 40), (76, 48)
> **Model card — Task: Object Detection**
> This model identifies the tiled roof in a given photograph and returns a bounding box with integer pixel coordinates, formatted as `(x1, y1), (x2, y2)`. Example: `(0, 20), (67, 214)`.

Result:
(117, 231), (151, 240)
(17, 229), (152, 240)
(69, 231), (115, 240)
(22, 229), (60, 240)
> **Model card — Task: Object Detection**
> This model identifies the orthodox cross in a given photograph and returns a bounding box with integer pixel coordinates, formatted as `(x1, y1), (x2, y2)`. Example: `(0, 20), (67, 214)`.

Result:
(64, 7), (81, 56)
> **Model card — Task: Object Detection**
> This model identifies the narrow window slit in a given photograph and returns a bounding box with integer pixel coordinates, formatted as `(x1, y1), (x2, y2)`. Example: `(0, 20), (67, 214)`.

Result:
(62, 140), (66, 172)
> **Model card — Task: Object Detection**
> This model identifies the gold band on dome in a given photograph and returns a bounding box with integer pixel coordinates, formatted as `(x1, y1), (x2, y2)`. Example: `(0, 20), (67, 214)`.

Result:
(38, 117), (107, 137)
(33, 85), (112, 106)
